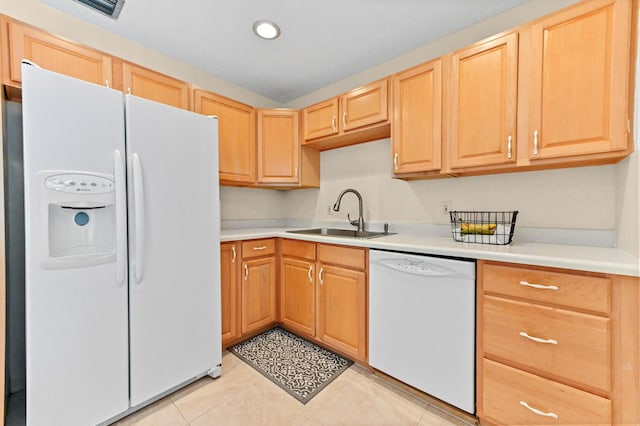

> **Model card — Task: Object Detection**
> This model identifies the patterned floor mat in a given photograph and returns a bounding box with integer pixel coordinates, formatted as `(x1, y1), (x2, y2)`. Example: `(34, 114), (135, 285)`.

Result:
(228, 327), (353, 404)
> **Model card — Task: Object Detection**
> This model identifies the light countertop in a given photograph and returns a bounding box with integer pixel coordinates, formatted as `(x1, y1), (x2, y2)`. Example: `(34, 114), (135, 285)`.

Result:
(221, 227), (640, 277)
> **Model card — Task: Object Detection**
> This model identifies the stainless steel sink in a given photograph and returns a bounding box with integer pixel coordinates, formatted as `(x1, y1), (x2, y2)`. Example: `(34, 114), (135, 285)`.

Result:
(286, 228), (394, 239)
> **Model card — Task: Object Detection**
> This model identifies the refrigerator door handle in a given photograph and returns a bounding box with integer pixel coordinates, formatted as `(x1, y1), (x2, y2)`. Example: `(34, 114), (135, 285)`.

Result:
(132, 153), (145, 284)
(114, 150), (127, 287)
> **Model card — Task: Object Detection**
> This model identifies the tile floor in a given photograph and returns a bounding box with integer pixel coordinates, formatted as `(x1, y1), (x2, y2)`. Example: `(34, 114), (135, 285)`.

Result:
(115, 351), (473, 426)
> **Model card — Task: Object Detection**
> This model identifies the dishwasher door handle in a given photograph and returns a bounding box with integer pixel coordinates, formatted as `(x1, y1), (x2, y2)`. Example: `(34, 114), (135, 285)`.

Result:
(375, 259), (457, 277)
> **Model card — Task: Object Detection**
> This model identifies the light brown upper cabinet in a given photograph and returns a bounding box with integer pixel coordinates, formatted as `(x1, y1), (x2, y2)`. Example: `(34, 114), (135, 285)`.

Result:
(194, 90), (256, 185)
(341, 79), (388, 131)
(448, 32), (518, 170)
(302, 79), (390, 150)
(1, 18), (112, 94)
(258, 109), (320, 188)
(303, 98), (339, 141)
(524, 0), (631, 161)
(392, 59), (443, 175)
(122, 62), (190, 110)
(258, 109), (300, 184)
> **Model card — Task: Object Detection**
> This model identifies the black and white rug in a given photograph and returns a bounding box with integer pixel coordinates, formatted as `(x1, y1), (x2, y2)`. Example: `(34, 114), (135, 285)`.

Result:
(228, 327), (353, 404)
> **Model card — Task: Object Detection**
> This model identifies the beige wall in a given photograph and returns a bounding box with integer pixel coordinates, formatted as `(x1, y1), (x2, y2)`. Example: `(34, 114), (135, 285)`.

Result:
(220, 187), (286, 221)
(284, 139), (618, 230)
(616, 153), (639, 256)
(0, 0), (278, 108)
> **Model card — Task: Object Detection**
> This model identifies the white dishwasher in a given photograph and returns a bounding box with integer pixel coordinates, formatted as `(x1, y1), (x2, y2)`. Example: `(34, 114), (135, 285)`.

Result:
(369, 249), (476, 414)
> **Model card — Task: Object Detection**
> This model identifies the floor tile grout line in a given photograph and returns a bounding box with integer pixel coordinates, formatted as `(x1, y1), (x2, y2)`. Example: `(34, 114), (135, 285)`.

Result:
(171, 398), (190, 426)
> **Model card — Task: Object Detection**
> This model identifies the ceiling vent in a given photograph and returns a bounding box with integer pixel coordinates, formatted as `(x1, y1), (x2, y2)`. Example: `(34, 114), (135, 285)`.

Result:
(75, 0), (125, 19)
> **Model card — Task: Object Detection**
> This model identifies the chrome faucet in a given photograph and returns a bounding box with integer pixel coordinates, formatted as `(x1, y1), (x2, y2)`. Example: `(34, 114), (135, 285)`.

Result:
(333, 188), (365, 232)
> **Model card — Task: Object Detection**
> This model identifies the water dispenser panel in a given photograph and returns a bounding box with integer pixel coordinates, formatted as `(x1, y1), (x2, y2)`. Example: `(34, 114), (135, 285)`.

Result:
(45, 173), (114, 193)
(38, 170), (116, 268)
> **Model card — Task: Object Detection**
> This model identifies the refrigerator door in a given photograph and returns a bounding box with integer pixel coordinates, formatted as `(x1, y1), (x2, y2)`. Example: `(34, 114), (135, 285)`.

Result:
(22, 66), (129, 425)
(125, 95), (221, 406)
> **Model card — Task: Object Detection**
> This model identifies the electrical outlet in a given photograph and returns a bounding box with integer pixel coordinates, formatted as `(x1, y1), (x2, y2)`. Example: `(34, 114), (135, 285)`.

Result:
(441, 200), (452, 215)
(327, 203), (334, 215)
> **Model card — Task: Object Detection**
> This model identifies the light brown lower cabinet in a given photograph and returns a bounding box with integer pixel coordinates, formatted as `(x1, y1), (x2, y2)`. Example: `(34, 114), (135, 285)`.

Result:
(220, 242), (240, 348)
(220, 239), (277, 348)
(279, 239), (368, 363)
(280, 240), (316, 336)
(477, 260), (640, 426)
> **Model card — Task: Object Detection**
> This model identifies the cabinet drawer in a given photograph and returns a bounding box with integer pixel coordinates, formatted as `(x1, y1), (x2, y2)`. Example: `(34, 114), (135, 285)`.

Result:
(241, 239), (276, 259)
(317, 244), (366, 270)
(281, 239), (316, 260)
(483, 263), (611, 314)
(482, 358), (611, 425)
(483, 295), (610, 392)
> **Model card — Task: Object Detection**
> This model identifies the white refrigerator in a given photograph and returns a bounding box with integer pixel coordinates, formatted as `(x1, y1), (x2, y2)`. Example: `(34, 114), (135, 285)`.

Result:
(22, 64), (221, 425)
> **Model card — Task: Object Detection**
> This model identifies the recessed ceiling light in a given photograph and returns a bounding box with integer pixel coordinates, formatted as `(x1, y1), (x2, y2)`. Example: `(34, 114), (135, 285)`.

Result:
(252, 20), (281, 40)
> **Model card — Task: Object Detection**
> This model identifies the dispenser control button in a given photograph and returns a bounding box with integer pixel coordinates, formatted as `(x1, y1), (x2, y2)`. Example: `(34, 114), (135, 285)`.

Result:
(45, 173), (114, 194)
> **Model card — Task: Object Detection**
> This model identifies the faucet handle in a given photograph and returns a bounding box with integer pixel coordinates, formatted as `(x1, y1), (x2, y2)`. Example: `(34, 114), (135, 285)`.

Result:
(347, 213), (359, 227)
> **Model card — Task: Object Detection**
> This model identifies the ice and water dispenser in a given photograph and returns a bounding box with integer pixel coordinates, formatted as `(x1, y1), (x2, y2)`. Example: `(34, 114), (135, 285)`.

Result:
(39, 171), (116, 268)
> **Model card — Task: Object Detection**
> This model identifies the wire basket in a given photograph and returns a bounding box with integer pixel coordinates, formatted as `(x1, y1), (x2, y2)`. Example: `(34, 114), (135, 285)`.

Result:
(449, 211), (518, 245)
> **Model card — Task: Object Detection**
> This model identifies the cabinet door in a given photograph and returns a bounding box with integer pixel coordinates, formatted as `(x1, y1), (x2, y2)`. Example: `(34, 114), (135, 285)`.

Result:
(257, 109), (300, 184)
(449, 33), (518, 169)
(122, 62), (190, 110)
(3, 19), (112, 88)
(392, 59), (442, 174)
(527, 0), (630, 160)
(241, 256), (277, 335)
(303, 98), (339, 141)
(341, 79), (388, 132)
(280, 257), (315, 336)
(195, 90), (256, 184)
(220, 242), (239, 347)
(317, 263), (366, 361)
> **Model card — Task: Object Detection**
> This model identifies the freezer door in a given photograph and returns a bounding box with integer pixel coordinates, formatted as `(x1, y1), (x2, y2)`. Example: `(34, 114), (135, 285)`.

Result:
(125, 95), (221, 406)
(22, 65), (129, 425)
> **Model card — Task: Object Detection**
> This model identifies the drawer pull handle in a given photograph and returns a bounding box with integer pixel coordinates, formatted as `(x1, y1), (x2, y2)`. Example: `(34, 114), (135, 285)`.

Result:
(519, 281), (558, 291)
(519, 331), (558, 345)
(519, 401), (558, 419)
(252, 246), (267, 251)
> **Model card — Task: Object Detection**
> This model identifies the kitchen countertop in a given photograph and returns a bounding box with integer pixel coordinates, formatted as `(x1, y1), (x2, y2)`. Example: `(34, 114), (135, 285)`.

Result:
(221, 227), (640, 277)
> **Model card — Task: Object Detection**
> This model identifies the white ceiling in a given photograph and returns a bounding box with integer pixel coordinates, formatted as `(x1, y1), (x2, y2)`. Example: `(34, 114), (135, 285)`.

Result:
(36, 0), (530, 103)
